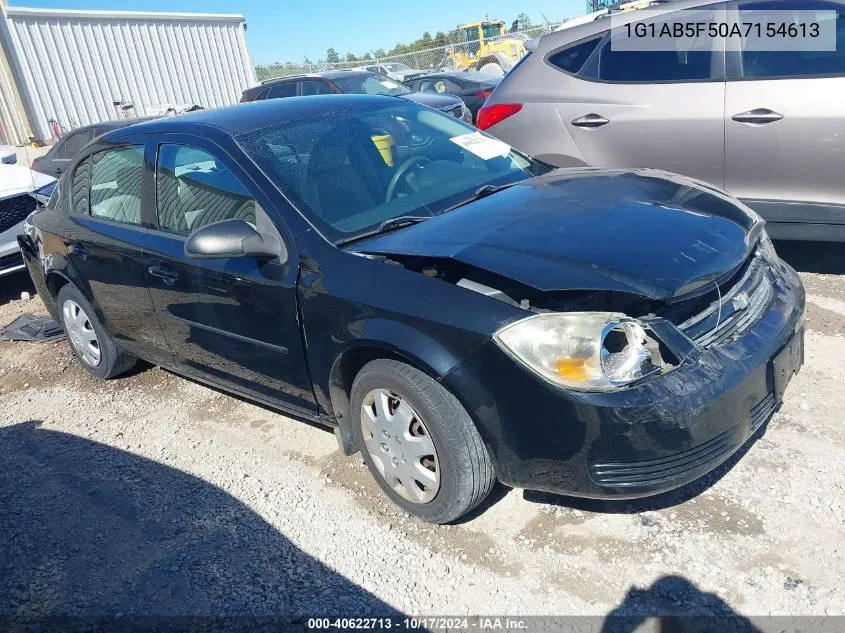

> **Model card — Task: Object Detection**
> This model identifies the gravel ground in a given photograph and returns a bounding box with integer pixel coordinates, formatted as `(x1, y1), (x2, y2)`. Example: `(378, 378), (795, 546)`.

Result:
(1, 241), (843, 620)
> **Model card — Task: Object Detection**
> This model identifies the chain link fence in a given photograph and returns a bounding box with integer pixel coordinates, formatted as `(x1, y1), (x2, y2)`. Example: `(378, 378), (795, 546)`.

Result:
(256, 21), (570, 82)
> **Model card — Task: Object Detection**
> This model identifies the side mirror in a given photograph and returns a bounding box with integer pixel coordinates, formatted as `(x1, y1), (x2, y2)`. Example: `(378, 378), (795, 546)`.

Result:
(184, 218), (286, 263)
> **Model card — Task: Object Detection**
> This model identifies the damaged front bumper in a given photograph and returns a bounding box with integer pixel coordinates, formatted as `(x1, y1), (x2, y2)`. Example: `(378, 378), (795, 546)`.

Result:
(440, 256), (805, 499)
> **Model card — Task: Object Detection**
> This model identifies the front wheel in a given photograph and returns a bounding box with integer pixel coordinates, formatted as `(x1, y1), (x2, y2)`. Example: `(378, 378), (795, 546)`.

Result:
(350, 359), (495, 523)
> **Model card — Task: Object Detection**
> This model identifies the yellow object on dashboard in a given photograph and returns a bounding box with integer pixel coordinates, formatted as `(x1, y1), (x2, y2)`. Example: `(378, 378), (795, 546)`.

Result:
(371, 134), (395, 167)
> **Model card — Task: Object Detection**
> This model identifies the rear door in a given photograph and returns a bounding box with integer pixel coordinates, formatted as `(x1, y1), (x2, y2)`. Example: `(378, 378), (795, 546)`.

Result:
(723, 0), (845, 236)
(553, 4), (727, 187)
(142, 135), (316, 414)
(63, 138), (172, 364)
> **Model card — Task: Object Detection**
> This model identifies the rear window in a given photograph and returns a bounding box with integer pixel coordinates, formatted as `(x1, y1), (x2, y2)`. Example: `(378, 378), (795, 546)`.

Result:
(263, 83), (297, 100)
(597, 46), (713, 82)
(548, 37), (602, 74)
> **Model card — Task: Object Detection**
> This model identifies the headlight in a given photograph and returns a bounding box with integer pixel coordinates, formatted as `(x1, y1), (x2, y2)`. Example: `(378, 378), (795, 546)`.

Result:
(758, 230), (777, 260)
(493, 312), (663, 392)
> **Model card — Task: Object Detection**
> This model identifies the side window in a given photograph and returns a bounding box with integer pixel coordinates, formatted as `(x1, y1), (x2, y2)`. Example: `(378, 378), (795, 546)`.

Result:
(70, 157), (91, 215)
(595, 8), (716, 82)
(58, 130), (94, 159)
(548, 37), (602, 75)
(265, 83), (297, 99)
(737, 1), (845, 78)
(89, 146), (144, 225)
(300, 80), (333, 95)
(156, 144), (257, 236)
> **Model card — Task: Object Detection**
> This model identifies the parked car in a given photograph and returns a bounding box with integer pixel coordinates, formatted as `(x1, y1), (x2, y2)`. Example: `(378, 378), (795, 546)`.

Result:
(403, 71), (502, 122)
(241, 71), (472, 122)
(19, 96), (805, 523)
(479, 0), (845, 242)
(1, 163), (56, 277)
(355, 62), (427, 82)
(31, 118), (154, 179)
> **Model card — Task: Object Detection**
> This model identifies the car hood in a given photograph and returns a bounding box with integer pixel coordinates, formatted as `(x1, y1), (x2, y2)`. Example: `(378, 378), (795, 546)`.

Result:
(352, 168), (762, 301)
(0, 163), (56, 201)
(401, 92), (462, 109)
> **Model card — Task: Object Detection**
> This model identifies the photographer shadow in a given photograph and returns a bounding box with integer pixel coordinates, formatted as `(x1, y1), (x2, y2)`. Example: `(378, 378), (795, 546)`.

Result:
(601, 575), (761, 633)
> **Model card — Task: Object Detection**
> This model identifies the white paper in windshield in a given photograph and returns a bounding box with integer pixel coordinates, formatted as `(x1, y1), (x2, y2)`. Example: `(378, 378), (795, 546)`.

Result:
(380, 80), (400, 89)
(450, 132), (511, 160)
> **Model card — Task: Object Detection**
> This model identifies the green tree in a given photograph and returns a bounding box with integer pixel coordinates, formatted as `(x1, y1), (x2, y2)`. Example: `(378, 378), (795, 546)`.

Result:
(433, 31), (447, 47)
(345, 52), (358, 62)
(516, 12), (532, 30)
(326, 47), (340, 63)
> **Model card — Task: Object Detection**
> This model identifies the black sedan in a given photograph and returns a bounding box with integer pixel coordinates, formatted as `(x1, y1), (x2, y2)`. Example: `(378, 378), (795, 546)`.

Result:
(403, 71), (502, 122)
(241, 71), (472, 123)
(19, 96), (805, 523)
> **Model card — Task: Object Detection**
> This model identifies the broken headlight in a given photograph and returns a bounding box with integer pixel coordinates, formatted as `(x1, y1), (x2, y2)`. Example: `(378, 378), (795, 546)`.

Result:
(493, 312), (663, 392)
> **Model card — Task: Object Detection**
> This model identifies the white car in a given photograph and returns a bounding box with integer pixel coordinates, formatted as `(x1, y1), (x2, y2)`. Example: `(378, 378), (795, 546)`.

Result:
(0, 163), (56, 277)
(354, 62), (427, 82)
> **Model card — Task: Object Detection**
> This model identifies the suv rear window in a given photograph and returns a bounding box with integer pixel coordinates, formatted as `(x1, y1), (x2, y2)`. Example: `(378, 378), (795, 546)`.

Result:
(548, 37), (601, 74)
(597, 46), (713, 82)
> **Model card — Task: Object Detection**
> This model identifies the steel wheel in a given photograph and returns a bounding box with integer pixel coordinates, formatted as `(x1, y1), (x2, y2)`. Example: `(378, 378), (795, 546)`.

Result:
(360, 388), (440, 504)
(62, 299), (101, 367)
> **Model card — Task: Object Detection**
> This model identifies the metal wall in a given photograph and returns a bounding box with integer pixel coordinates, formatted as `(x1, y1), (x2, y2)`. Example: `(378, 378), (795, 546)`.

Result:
(1, 7), (257, 142)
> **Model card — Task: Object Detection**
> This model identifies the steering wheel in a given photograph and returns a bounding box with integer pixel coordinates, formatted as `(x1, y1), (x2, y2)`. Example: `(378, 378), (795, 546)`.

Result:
(385, 156), (432, 202)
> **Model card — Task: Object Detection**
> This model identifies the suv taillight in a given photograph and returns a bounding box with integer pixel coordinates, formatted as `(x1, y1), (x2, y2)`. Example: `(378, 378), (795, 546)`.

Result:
(474, 90), (493, 100)
(476, 103), (522, 131)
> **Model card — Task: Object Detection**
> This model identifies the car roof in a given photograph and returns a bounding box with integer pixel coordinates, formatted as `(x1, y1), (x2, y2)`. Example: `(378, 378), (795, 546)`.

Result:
(65, 116), (156, 135)
(538, 0), (720, 46)
(104, 95), (403, 139)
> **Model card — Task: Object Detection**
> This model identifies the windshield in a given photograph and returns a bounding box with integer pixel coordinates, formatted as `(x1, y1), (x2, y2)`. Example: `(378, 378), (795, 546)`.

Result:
(333, 74), (411, 97)
(236, 102), (549, 244)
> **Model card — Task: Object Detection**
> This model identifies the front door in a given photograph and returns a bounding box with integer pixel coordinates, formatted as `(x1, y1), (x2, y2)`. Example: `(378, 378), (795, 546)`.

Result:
(141, 138), (316, 414)
(724, 0), (845, 233)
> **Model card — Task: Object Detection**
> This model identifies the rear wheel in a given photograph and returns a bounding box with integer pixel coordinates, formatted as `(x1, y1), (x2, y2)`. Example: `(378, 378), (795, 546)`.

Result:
(350, 359), (495, 524)
(57, 284), (136, 379)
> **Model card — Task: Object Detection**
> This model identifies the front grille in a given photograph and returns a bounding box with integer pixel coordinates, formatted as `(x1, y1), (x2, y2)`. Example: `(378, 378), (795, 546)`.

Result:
(588, 430), (735, 487)
(0, 195), (36, 233)
(677, 254), (775, 348)
(0, 250), (24, 271)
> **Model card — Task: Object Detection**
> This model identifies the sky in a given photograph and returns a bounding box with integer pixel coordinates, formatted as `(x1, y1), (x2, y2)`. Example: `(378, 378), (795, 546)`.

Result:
(11, 0), (586, 64)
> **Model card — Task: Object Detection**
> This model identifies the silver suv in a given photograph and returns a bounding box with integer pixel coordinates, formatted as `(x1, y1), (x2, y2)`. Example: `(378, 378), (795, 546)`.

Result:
(480, 0), (845, 241)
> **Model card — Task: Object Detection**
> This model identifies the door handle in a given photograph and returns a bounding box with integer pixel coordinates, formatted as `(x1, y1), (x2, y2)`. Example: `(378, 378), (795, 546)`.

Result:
(148, 264), (178, 285)
(571, 114), (609, 128)
(68, 243), (87, 260)
(732, 108), (783, 125)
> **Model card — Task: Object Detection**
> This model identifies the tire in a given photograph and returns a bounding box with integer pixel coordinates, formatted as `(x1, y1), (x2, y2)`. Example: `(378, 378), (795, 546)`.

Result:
(478, 62), (504, 76)
(57, 284), (137, 379)
(350, 359), (495, 524)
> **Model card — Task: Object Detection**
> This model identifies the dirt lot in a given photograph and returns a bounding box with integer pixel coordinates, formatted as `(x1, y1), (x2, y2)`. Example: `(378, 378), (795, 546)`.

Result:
(1, 241), (844, 620)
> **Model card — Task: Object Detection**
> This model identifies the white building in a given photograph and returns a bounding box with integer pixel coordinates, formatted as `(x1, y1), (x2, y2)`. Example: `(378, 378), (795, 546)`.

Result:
(0, 1), (256, 145)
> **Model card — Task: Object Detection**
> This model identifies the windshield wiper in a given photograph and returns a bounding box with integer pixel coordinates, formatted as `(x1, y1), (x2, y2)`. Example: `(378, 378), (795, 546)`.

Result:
(439, 183), (518, 215)
(336, 215), (431, 246)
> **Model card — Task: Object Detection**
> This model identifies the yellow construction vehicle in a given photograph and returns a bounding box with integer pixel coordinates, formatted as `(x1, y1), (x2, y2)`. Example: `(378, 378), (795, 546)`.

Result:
(444, 21), (527, 76)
